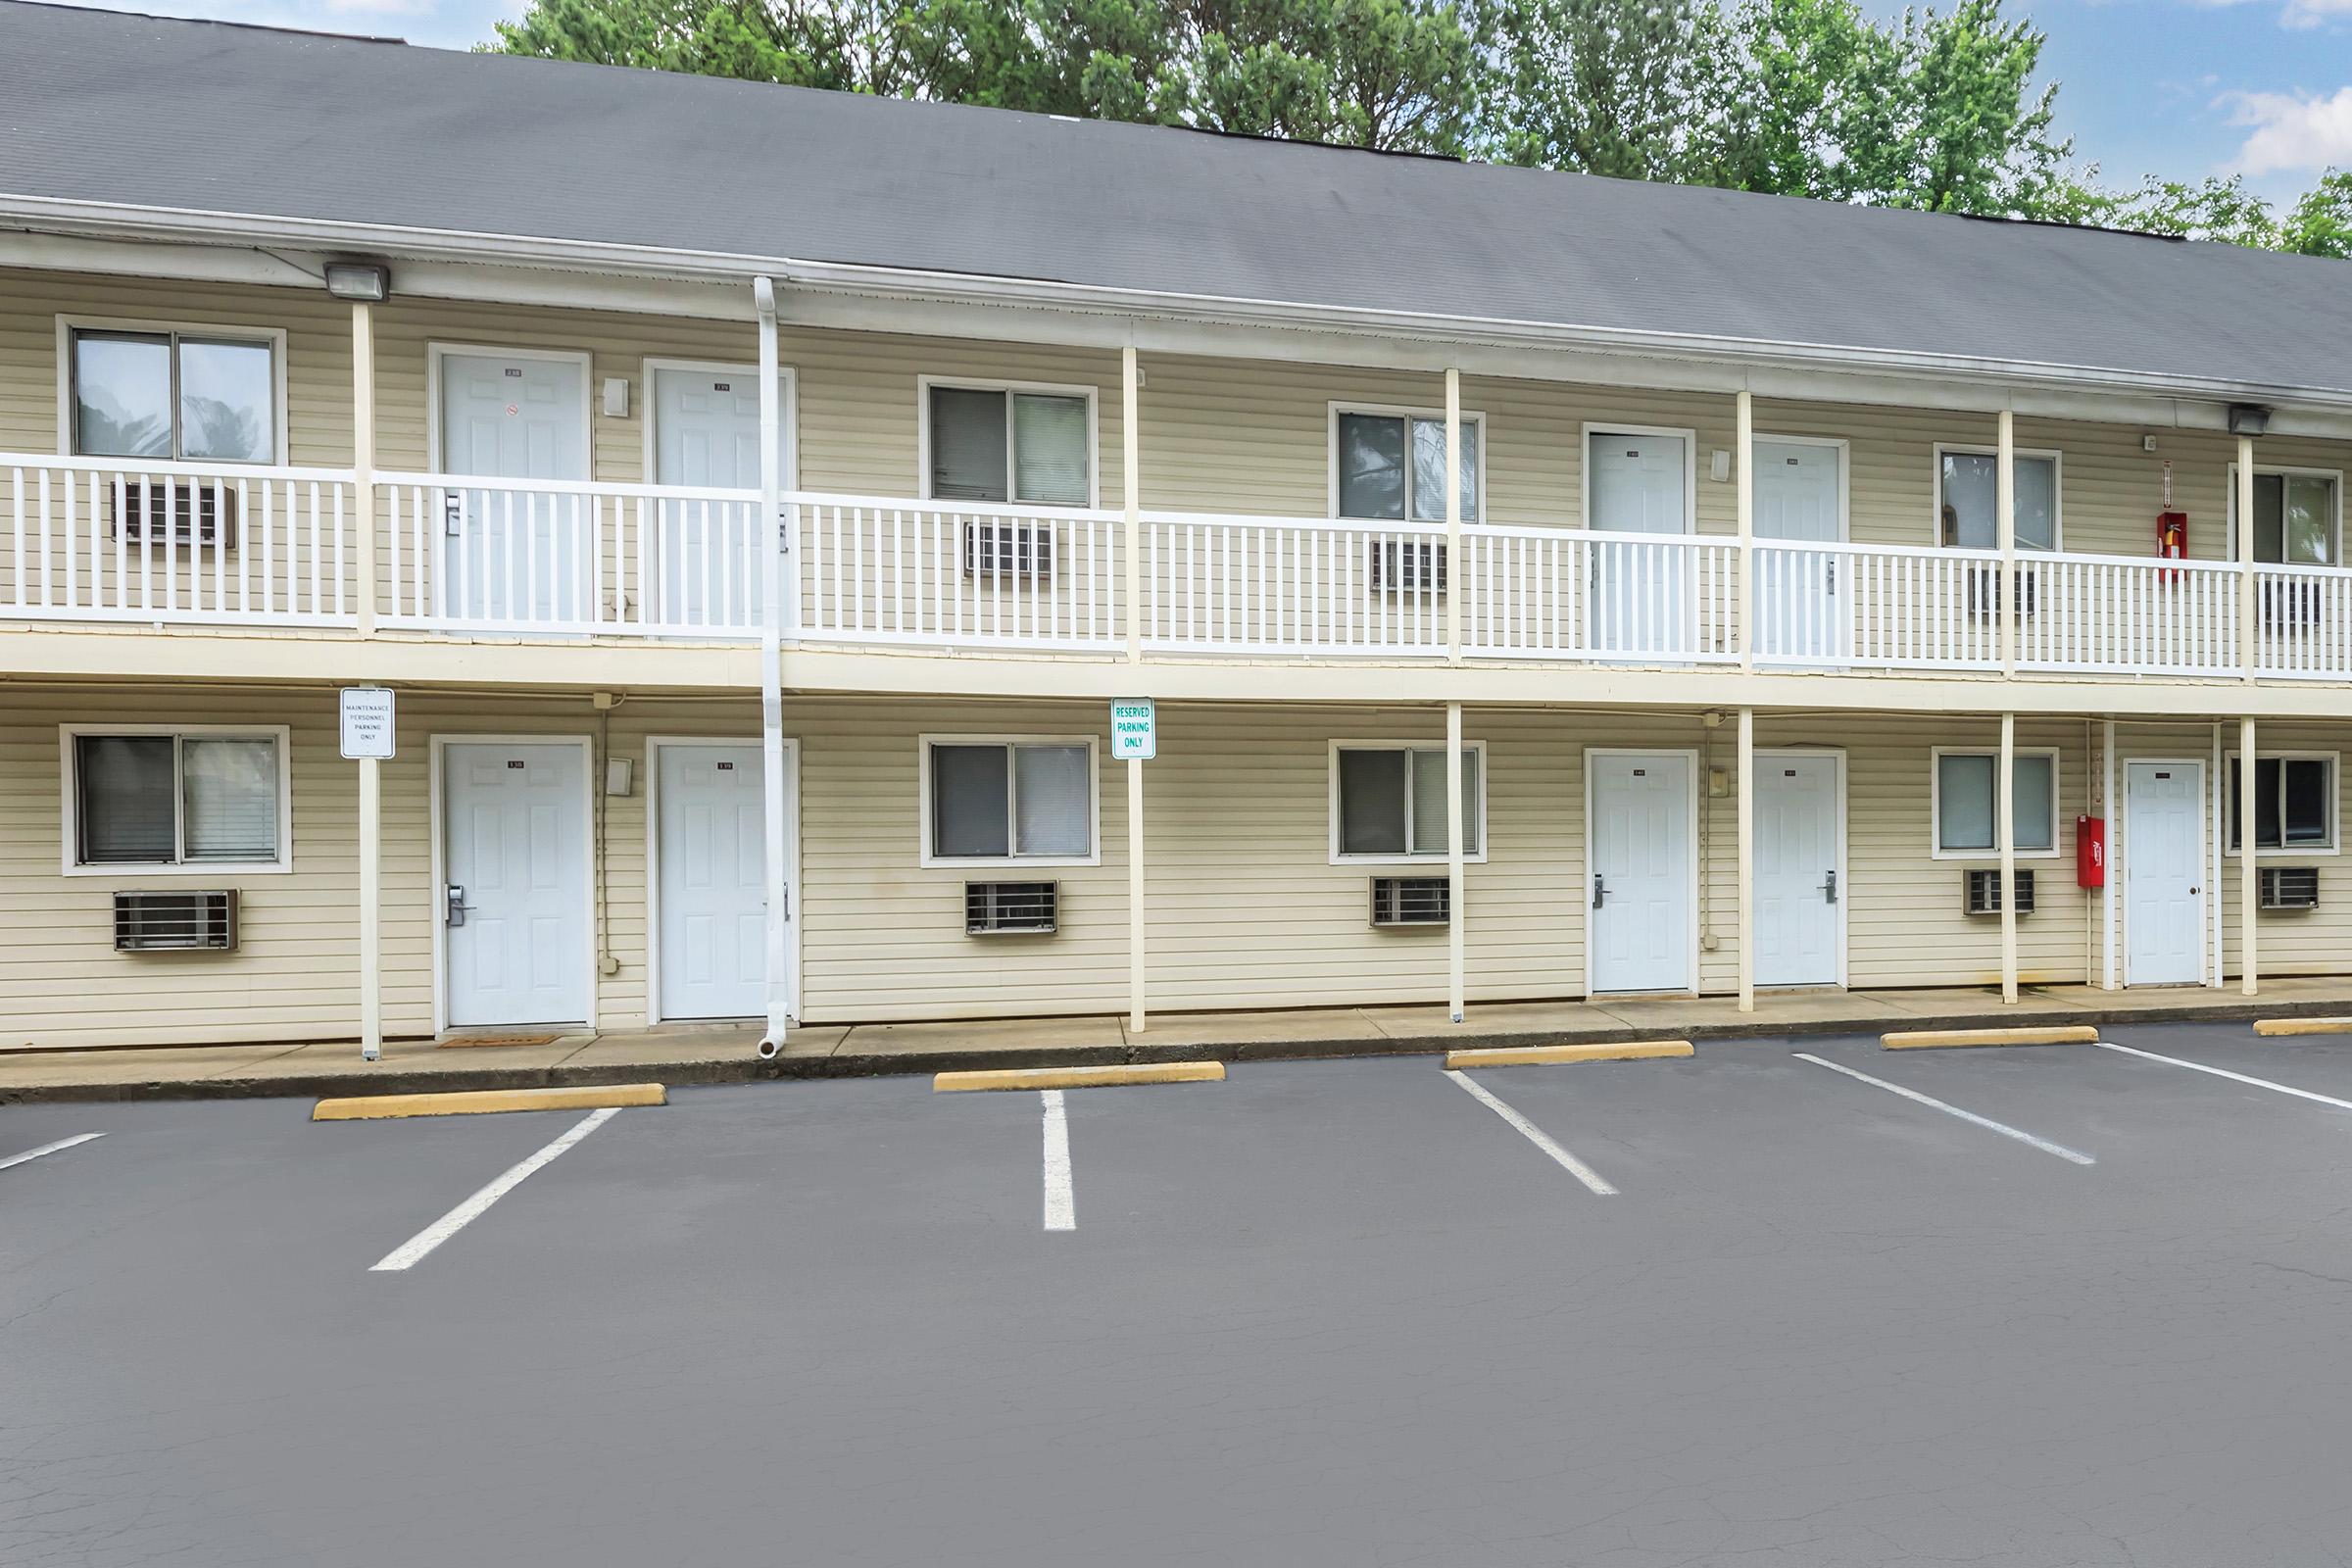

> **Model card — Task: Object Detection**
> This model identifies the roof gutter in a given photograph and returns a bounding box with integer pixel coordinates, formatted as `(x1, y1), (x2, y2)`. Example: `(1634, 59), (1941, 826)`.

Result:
(6, 191), (2351, 416)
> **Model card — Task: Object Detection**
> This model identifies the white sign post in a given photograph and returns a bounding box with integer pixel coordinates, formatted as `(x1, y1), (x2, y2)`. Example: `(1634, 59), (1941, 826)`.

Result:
(1110, 697), (1155, 761)
(341, 689), (395, 1061)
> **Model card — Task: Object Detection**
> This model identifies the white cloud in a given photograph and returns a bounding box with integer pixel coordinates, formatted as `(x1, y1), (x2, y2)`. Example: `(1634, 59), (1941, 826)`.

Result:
(2279, 0), (2352, 23)
(2225, 86), (2352, 175)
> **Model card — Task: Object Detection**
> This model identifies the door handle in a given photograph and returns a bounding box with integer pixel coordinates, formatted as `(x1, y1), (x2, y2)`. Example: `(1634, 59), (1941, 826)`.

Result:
(1592, 875), (1607, 909)
(445, 883), (469, 927)
(1820, 870), (1838, 904)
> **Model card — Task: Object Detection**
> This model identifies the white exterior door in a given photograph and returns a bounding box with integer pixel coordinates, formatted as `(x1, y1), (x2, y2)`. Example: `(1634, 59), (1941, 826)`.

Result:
(444, 742), (590, 1028)
(437, 352), (589, 627)
(1590, 753), (1695, 993)
(648, 368), (780, 630)
(1753, 440), (1848, 662)
(656, 743), (775, 1021)
(1588, 433), (1693, 657)
(2126, 761), (2205, 986)
(1754, 754), (1842, 987)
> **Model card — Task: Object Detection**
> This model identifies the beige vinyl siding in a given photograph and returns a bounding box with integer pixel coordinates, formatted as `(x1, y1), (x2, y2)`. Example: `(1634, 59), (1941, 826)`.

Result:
(2107, 719), (2352, 981)
(6, 267), (2345, 578)
(0, 686), (2251, 1051)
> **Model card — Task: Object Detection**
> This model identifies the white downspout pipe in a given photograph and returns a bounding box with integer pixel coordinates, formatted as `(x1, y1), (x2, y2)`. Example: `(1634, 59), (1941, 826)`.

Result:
(754, 276), (792, 1059)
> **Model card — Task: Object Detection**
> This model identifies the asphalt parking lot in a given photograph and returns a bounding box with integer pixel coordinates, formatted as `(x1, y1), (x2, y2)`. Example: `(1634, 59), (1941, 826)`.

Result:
(11, 1019), (2352, 1567)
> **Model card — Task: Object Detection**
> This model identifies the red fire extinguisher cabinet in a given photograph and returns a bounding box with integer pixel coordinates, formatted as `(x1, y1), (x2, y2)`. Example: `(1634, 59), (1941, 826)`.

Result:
(2077, 815), (2106, 888)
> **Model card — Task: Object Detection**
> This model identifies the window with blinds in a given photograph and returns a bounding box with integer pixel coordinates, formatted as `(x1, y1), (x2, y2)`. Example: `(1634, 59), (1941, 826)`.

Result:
(74, 732), (283, 867)
(927, 384), (1091, 506)
(1334, 745), (1481, 858)
(1933, 750), (2056, 856)
(928, 740), (1095, 862)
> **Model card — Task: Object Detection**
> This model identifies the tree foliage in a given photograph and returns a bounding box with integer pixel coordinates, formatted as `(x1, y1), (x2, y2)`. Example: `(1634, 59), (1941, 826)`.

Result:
(489, 0), (2345, 259)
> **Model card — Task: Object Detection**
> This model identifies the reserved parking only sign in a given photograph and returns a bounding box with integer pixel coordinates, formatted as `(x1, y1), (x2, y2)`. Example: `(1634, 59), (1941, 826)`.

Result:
(1110, 697), (1155, 760)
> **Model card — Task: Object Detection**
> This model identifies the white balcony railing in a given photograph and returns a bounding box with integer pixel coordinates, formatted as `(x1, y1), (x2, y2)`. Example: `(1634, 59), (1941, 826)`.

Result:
(2018, 554), (2242, 676)
(795, 494), (1124, 652)
(2253, 564), (2352, 680)
(1462, 527), (1739, 662)
(1, 457), (356, 626)
(9, 450), (2352, 691)
(1141, 512), (1449, 656)
(380, 473), (764, 638)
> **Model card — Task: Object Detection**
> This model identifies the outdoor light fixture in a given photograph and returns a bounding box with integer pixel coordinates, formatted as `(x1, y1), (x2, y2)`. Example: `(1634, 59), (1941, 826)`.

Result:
(324, 262), (391, 303)
(2228, 403), (2271, 436)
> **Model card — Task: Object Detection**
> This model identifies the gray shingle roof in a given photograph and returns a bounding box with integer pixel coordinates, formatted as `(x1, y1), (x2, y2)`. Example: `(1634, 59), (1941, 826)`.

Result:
(4, 0), (2347, 399)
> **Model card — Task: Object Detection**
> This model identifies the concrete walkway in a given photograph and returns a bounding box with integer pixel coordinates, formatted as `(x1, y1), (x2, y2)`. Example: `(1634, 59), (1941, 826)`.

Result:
(5, 977), (2350, 1103)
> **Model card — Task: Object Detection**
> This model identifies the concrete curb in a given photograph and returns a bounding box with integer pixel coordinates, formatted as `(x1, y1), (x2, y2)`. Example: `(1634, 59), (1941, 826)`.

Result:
(5, 994), (2348, 1104)
(1883, 1025), (2102, 1050)
(1445, 1040), (1692, 1068)
(2253, 1016), (2352, 1037)
(312, 1083), (667, 1121)
(933, 1061), (1225, 1092)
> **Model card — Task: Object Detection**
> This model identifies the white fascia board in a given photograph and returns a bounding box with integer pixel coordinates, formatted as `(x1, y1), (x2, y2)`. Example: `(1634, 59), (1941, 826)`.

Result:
(8, 192), (2352, 432)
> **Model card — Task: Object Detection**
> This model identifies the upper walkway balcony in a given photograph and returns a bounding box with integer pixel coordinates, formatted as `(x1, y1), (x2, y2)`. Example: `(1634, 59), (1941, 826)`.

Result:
(6, 456), (2347, 687)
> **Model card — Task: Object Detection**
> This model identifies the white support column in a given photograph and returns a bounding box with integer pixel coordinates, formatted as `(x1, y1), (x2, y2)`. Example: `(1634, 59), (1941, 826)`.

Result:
(359, 751), (381, 1060)
(1123, 346), (1147, 1032)
(1446, 368), (1463, 663)
(1999, 711), (2019, 1004)
(1128, 753), (1147, 1034)
(1736, 391), (1754, 672)
(2238, 435), (2258, 682)
(2210, 722), (2226, 990)
(2101, 718), (2117, 991)
(755, 276), (791, 1057)
(1997, 410), (2017, 677)
(352, 300), (376, 636)
(2240, 715), (2259, 997)
(1737, 706), (1755, 1013)
(1446, 700), (1466, 1024)
(1124, 346), (1142, 665)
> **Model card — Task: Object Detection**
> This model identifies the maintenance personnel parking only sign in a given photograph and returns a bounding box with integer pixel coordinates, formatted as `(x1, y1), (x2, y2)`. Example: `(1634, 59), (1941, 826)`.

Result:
(1111, 698), (1155, 760)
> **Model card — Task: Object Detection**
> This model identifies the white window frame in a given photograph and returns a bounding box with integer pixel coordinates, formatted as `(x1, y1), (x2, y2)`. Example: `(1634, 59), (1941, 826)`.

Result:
(1749, 433), (1851, 542)
(1579, 422), (1699, 535)
(1929, 745), (2062, 860)
(1326, 739), (1491, 866)
(916, 376), (1102, 510)
(424, 342), (596, 476)
(60, 722), (294, 877)
(639, 358), (800, 491)
(2223, 749), (2340, 858)
(1930, 443), (2064, 551)
(918, 733), (1102, 868)
(2226, 464), (2345, 565)
(56, 316), (290, 465)
(1326, 402), (1490, 524)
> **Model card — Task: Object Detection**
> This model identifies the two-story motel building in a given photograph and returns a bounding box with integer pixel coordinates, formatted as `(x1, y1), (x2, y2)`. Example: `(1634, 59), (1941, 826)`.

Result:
(4, 1), (2352, 1054)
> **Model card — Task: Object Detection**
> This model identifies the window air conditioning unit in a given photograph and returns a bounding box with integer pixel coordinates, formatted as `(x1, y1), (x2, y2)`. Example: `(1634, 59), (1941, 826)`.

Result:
(965, 881), (1057, 935)
(2259, 579), (2323, 632)
(2260, 866), (2321, 910)
(1368, 539), (1446, 593)
(113, 890), (239, 952)
(1370, 875), (1450, 926)
(1964, 563), (2038, 619)
(962, 520), (1053, 579)
(1963, 868), (2034, 916)
(107, 479), (239, 549)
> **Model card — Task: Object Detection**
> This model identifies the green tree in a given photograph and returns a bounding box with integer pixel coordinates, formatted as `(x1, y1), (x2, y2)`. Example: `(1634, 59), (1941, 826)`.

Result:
(1488, 0), (1722, 179)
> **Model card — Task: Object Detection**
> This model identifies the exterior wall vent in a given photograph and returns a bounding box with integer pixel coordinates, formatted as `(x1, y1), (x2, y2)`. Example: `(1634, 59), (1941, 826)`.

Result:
(965, 881), (1057, 935)
(1963, 868), (2034, 916)
(2260, 866), (2321, 910)
(1370, 875), (1450, 926)
(113, 890), (239, 951)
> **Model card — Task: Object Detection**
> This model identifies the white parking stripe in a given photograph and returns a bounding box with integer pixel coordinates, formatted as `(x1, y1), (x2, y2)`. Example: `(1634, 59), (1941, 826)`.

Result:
(1444, 1070), (1618, 1195)
(2100, 1041), (2352, 1111)
(1795, 1054), (2095, 1165)
(1041, 1090), (1075, 1232)
(370, 1108), (620, 1273)
(0, 1132), (105, 1171)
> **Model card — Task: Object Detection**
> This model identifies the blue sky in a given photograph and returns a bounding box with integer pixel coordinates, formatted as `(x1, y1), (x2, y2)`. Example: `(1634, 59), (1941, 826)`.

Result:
(54, 0), (2352, 204)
